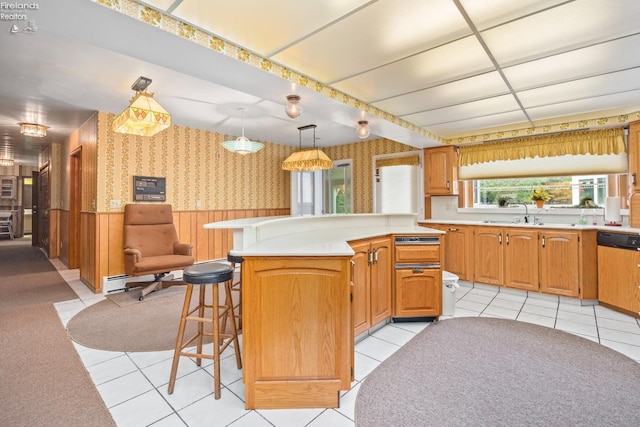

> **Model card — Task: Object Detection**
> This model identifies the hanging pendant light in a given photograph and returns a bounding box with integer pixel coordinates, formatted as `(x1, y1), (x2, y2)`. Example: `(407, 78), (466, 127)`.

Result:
(282, 124), (333, 171)
(285, 94), (302, 118)
(112, 76), (171, 137)
(221, 108), (264, 154)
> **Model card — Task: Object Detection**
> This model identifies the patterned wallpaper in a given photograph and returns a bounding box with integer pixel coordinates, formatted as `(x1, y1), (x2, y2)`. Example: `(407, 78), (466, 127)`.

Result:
(95, 112), (293, 212)
(324, 139), (418, 213)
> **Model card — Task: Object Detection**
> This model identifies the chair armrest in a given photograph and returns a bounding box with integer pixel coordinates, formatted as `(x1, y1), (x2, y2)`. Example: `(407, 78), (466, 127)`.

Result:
(174, 243), (192, 256)
(124, 248), (141, 275)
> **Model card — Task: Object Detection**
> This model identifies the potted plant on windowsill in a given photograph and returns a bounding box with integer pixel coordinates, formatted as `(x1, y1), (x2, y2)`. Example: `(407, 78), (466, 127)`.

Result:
(531, 186), (551, 208)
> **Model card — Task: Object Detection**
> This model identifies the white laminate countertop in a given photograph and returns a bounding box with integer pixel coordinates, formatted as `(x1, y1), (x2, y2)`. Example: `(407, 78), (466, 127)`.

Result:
(205, 214), (444, 256)
(419, 219), (640, 234)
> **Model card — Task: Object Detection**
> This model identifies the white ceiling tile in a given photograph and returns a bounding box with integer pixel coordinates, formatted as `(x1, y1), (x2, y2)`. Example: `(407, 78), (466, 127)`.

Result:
(139, 0), (176, 10)
(482, 0), (640, 65)
(406, 95), (521, 126)
(460, 0), (567, 30)
(332, 36), (495, 102)
(427, 110), (530, 136)
(373, 72), (510, 116)
(504, 34), (640, 91)
(272, 0), (470, 83)
(527, 90), (640, 121)
(518, 68), (640, 108)
(171, 0), (371, 56)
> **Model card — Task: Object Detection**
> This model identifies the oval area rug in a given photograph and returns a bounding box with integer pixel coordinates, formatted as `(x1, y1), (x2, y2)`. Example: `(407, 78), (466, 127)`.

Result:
(67, 287), (237, 352)
(355, 317), (640, 427)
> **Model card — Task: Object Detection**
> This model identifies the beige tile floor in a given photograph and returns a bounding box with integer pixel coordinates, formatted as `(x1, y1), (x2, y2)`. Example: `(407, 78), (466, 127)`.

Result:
(51, 260), (640, 427)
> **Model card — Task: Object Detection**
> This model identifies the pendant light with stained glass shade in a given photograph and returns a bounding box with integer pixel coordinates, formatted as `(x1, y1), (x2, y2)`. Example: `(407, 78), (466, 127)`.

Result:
(282, 124), (333, 171)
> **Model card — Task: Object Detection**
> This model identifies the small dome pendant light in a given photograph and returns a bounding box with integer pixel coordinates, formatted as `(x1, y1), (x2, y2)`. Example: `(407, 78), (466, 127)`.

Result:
(357, 120), (370, 138)
(285, 95), (302, 119)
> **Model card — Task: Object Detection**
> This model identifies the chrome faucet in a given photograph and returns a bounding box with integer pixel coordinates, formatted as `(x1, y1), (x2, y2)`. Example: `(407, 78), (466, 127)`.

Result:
(509, 202), (529, 223)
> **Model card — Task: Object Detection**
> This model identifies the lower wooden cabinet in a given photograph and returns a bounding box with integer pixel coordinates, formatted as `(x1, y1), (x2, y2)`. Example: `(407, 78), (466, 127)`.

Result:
(394, 268), (441, 317)
(426, 224), (473, 281)
(504, 228), (539, 291)
(241, 256), (352, 409)
(598, 245), (640, 315)
(349, 236), (392, 336)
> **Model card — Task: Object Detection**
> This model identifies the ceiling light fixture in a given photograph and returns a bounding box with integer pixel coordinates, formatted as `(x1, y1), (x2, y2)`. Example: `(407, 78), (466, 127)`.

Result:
(19, 122), (48, 138)
(357, 120), (370, 139)
(282, 124), (333, 171)
(221, 108), (264, 155)
(0, 157), (14, 167)
(285, 94), (302, 119)
(112, 76), (171, 137)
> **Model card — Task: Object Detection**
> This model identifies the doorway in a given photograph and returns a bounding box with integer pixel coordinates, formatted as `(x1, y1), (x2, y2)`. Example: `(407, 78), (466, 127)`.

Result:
(70, 148), (82, 269)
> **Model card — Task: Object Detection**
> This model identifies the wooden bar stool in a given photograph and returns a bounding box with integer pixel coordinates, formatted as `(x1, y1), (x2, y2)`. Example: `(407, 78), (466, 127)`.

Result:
(225, 253), (243, 330)
(168, 262), (242, 399)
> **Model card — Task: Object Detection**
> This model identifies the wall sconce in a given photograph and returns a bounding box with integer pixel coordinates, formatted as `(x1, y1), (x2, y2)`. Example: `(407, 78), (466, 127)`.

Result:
(285, 95), (302, 119)
(357, 120), (370, 139)
(112, 76), (171, 137)
(19, 122), (48, 138)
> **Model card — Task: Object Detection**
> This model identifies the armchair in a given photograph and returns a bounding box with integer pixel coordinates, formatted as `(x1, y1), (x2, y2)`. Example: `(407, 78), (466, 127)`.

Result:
(123, 203), (194, 301)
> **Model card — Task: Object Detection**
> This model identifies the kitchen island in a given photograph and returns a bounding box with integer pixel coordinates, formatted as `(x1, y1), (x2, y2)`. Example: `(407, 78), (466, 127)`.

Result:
(205, 214), (443, 409)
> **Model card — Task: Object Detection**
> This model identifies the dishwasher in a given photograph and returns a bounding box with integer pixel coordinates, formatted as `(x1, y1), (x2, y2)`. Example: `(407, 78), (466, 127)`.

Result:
(393, 235), (442, 322)
(597, 231), (640, 316)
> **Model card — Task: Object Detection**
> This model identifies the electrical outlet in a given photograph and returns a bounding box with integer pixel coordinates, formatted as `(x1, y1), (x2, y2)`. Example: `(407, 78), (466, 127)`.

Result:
(110, 199), (121, 209)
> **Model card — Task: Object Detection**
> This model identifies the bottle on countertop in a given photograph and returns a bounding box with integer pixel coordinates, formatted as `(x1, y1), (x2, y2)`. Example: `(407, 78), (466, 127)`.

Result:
(579, 209), (587, 225)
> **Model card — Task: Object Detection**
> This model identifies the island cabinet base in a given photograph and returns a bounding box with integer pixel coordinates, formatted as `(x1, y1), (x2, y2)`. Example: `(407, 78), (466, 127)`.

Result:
(241, 256), (353, 409)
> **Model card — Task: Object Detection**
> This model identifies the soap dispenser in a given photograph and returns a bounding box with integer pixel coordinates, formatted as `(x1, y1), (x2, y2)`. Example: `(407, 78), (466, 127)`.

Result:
(579, 209), (587, 225)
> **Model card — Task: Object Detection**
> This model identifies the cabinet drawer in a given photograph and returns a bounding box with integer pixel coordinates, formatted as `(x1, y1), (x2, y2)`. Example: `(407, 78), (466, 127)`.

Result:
(395, 244), (440, 264)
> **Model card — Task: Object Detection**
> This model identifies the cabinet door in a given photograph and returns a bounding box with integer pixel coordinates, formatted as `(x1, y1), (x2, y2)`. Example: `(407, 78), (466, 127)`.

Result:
(350, 241), (371, 336)
(473, 227), (503, 285)
(504, 229), (539, 291)
(424, 146), (458, 195)
(370, 237), (392, 327)
(394, 268), (441, 317)
(598, 246), (640, 315)
(539, 231), (580, 297)
(444, 226), (472, 281)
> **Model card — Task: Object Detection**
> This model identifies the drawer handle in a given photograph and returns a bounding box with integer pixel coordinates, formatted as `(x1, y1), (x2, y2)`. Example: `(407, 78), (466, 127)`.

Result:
(412, 268), (424, 274)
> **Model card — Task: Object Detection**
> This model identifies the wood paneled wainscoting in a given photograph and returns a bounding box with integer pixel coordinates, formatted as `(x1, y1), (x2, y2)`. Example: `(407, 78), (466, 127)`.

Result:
(73, 208), (289, 293)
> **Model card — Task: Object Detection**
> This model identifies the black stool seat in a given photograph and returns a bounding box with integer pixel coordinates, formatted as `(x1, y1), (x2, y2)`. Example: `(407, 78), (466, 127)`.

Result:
(227, 253), (244, 264)
(183, 262), (233, 284)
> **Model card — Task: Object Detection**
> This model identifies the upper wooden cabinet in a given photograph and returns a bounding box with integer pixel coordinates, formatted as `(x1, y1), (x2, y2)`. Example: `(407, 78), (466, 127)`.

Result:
(424, 146), (458, 196)
(628, 120), (640, 194)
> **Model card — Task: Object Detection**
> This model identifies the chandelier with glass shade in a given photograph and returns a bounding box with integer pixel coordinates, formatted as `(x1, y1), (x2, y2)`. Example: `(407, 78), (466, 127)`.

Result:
(282, 124), (333, 171)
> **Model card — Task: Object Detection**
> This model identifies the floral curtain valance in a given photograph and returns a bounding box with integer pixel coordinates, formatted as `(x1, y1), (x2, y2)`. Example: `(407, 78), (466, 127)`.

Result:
(458, 128), (626, 167)
(375, 154), (420, 168)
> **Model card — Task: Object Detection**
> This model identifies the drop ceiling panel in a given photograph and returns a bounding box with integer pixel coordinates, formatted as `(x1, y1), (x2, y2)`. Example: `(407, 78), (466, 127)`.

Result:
(527, 90), (640, 121)
(168, 0), (370, 57)
(332, 36), (495, 102)
(459, 0), (568, 30)
(428, 110), (530, 136)
(408, 94), (521, 126)
(373, 71), (510, 116)
(517, 68), (640, 108)
(272, 0), (470, 84)
(503, 34), (640, 91)
(482, 0), (640, 66)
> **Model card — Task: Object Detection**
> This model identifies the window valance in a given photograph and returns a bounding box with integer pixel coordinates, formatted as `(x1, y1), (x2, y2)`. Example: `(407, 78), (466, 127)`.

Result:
(375, 154), (420, 168)
(458, 128), (626, 167)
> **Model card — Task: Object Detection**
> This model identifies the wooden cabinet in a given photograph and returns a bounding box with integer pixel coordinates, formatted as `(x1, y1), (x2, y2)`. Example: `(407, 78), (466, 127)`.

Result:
(628, 121), (640, 227)
(598, 245), (640, 316)
(424, 146), (458, 195)
(349, 236), (392, 336)
(0, 176), (16, 199)
(426, 224), (473, 281)
(539, 231), (580, 297)
(473, 226), (503, 285)
(503, 228), (539, 291)
(241, 256), (352, 409)
(393, 236), (443, 318)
